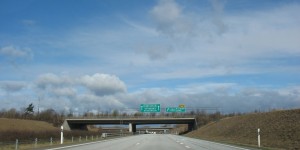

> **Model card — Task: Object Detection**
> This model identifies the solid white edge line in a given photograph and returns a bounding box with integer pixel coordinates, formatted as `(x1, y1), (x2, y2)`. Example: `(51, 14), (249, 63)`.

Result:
(45, 136), (131, 150)
(45, 140), (104, 150)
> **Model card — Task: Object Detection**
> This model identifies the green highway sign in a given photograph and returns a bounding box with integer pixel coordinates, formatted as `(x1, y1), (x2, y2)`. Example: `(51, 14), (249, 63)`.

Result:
(140, 104), (161, 112)
(166, 107), (186, 112)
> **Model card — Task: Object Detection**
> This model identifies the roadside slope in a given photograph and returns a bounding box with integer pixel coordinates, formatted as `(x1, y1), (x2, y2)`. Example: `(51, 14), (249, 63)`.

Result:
(0, 118), (58, 132)
(186, 109), (300, 149)
(0, 118), (59, 141)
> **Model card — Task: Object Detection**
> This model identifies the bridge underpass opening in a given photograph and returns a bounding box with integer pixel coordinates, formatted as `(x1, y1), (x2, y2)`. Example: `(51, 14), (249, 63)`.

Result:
(62, 118), (197, 133)
(99, 125), (175, 134)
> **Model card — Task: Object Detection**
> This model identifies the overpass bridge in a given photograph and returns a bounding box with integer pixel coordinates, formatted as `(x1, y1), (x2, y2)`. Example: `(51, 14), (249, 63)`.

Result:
(62, 118), (197, 133)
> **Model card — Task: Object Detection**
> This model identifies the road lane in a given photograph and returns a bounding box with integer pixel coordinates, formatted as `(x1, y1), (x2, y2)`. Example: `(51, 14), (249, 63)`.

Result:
(46, 134), (251, 150)
(167, 135), (250, 150)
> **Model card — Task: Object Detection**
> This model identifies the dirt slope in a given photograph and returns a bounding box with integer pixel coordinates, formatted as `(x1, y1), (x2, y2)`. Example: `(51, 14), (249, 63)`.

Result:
(186, 109), (300, 149)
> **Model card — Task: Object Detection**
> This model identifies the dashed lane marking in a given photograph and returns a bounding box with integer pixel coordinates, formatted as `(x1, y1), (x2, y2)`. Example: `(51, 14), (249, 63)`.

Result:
(185, 146), (191, 149)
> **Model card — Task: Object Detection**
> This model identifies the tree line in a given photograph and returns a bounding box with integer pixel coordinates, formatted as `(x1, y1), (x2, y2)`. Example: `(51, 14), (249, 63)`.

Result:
(0, 103), (243, 128)
(0, 103), (64, 127)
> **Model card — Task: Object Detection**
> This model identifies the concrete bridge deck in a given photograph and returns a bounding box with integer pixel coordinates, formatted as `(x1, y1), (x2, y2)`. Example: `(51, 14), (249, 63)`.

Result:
(62, 118), (197, 132)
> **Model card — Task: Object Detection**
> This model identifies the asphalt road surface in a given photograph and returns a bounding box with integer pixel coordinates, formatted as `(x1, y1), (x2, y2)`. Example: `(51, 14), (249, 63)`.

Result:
(47, 134), (250, 150)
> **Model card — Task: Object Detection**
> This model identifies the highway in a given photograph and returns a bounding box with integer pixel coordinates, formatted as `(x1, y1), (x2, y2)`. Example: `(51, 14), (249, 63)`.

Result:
(47, 134), (250, 150)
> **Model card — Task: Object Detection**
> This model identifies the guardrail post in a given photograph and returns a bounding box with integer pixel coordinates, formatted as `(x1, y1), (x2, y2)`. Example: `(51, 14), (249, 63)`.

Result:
(50, 137), (53, 145)
(258, 128), (261, 148)
(35, 138), (38, 148)
(72, 136), (74, 143)
(92, 136), (93, 141)
(15, 139), (18, 150)
(60, 126), (64, 144)
(86, 136), (88, 141)
(79, 136), (81, 142)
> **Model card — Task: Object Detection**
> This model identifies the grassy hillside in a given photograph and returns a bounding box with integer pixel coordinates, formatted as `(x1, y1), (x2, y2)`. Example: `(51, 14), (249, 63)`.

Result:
(0, 118), (58, 132)
(186, 109), (300, 149)
(0, 118), (60, 141)
(0, 118), (100, 142)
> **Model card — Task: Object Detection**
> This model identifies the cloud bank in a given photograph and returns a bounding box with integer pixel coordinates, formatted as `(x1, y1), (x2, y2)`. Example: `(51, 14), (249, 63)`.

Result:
(1, 73), (299, 114)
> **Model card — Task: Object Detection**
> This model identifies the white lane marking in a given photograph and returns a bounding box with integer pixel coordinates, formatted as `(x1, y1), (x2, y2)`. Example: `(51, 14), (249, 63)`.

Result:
(46, 136), (130, 150)
(180, 143), (184, 145)
(185, 146), (191, 149)
(176, 141), (180, 143)
(46, 141), (104, 150)
(136, 143), (140, 145)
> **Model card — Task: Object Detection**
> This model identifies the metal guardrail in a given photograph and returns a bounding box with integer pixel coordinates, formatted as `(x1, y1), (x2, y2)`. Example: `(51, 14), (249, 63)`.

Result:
(0, 134), (131, 150)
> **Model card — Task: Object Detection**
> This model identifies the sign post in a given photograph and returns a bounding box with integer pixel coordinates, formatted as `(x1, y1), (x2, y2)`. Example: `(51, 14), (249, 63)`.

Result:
(61, 126), (64, 144)
(140, 104), (160, 112)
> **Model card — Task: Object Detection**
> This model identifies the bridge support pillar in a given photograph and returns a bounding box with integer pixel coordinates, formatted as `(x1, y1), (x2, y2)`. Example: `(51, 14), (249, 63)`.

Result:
(188, 123), (194, 131)
(129, 123), (136, 133)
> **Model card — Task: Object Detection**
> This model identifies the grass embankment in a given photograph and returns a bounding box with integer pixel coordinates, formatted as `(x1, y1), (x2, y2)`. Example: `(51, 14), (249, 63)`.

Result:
(0, 118), (59, 141)
(0, 118), (98, 142)
(186, 109), (300, 149)
(0, 118), (58, 131)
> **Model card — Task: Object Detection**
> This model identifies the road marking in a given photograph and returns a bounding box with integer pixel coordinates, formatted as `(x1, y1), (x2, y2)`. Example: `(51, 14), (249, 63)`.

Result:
(46, 137), (127, 150)
(185, 146), (191, 149)
(202, 140), (250, 150)
(180, 143), (184, 145)
(46, 141), (104, 150)
(136, 143), (140, 145)
(184, 137), (250, 150)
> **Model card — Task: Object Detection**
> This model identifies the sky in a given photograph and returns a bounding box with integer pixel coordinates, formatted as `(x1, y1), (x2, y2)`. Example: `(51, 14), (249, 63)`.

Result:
(0, 0), (300, 114)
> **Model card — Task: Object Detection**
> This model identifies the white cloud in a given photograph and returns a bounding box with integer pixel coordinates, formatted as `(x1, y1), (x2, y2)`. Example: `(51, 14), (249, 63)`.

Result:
(50, 87), (76, 98)
(150, 0), (194, 38)
(0, 81), (26, 92)
(151, 0), (181, 24)
(36, 73), (127, 96)
(36, 73), (73, 89)
(80, 73), (127, 96)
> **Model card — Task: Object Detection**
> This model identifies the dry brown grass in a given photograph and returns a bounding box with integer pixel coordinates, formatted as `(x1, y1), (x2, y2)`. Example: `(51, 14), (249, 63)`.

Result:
(0, 118), (58, 132)
(0, 118), (59, 142)
(0, 118), (99, 143)
(186, 109), (300, 149)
